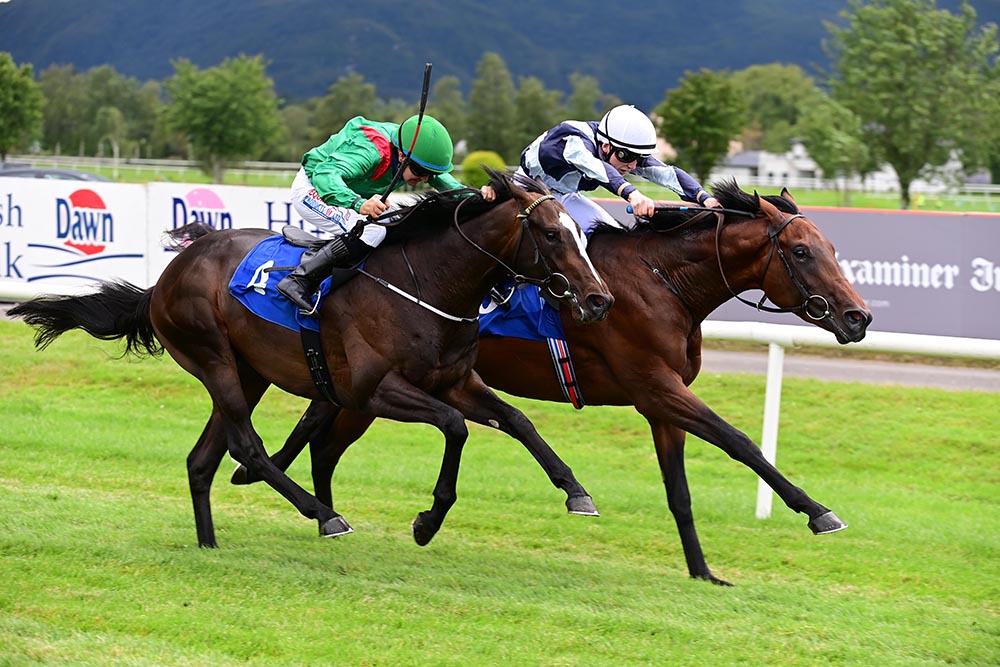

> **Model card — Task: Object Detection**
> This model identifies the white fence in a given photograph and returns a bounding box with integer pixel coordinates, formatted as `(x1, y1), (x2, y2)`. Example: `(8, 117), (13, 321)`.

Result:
(700, 321), (1000, 518)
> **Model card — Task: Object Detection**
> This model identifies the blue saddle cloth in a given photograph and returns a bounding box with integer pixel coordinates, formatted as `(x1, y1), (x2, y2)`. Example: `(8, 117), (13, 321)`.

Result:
(230, 236), (564, 342)
(228, 235), (334, 332)
(479, 283), (566, 342)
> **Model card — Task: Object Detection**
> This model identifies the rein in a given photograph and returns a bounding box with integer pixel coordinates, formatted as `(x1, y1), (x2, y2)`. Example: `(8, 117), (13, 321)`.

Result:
(356, 192), (571, 323)
(637, 204), (832, 323)
(452, 193), (573, 300)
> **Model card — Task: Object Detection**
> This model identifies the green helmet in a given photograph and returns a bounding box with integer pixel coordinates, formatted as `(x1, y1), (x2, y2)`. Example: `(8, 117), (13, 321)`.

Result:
(392, 115), (454, 174)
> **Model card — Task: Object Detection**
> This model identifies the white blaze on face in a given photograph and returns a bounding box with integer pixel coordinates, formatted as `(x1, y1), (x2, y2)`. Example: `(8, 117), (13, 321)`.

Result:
(558, 210), (602, 283)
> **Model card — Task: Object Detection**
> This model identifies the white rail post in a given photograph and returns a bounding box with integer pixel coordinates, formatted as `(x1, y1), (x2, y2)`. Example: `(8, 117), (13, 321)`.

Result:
(756, 342), (785, 519)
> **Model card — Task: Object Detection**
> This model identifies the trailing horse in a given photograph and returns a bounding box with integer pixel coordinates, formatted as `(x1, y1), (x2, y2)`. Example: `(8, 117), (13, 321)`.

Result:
(11, 171), (613, 548)
(235, 180), (872, 584)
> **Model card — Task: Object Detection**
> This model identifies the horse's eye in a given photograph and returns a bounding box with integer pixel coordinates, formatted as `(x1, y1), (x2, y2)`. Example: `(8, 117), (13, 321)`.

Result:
(544, 230), (560, 242)
(792, 246), (809, 260)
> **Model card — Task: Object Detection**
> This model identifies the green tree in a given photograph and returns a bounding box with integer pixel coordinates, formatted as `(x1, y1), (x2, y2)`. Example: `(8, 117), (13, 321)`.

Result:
(655, 69), (746, 184)
(466, 52), (518, 162)
(312, 72), (378, 145)
(94, 105), (125, 164)
(730, 64), (826, 153)
(825, 0), (999, 208)
(562, 73), (619, 121)
(82, 65), (145, 156)
(512, 76), (562, 158)
(798, 97), (870, 205)
(0, 52), (44, 162)
(163, 55), (283, 183)
(38, 64), (88, 155)
(132, 80), (165, 158)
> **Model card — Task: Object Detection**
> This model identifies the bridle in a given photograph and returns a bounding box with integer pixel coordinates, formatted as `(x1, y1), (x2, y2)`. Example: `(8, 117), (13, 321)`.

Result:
(452, 193), (575, 304)
(714, 210), (832, 321)
(359, 190), (577, 322)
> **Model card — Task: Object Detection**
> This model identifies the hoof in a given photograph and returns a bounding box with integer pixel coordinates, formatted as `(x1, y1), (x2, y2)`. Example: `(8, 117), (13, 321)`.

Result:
(692, 572), (733, 587)
(411, 512), (439, 547)
(566, 495), (600, 516)
(808, 511), (848, 535)
(230, 463), (251, 485)
(319, 515), (354, 538)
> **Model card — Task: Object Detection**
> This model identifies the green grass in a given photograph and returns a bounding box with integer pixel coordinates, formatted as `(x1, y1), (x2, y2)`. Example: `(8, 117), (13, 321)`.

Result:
(0, 321), (997, 666)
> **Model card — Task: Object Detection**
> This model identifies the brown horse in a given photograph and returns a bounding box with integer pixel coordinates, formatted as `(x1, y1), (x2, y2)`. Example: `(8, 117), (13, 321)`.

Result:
(235, 180), (872, 584)
(10, 171), (613, 548)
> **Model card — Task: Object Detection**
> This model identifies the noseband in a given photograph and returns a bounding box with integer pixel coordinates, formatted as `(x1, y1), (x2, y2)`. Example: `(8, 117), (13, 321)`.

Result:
(454, 193), (574, 302)
(716, 211), (832, 322)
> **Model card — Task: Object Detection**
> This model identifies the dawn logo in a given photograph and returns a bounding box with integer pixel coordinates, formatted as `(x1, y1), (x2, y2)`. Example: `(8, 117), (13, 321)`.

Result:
(29, 188), (141, 284)
(172, 188), (233, 230)
(56, 189), (114, 254)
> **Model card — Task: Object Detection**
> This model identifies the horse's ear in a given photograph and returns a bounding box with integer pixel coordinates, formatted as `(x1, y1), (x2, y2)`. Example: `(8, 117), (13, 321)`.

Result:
(757, 194), (779, 219)
(752, 190), (761, 210)
(780, 187), (796, 205)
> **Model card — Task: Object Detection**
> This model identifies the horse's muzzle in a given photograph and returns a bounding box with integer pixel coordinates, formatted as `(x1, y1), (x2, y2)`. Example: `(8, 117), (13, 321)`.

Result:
(576, 292), (614, 322)
(836, 307), (872, 343)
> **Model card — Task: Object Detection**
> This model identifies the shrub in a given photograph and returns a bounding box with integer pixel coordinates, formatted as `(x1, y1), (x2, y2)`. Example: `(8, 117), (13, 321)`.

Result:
(459, 150), (508, 188)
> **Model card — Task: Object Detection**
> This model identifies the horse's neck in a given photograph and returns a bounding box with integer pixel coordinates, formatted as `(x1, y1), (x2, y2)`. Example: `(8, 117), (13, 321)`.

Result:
(380, 204), (518, 314)
(608, 218), (771, 323)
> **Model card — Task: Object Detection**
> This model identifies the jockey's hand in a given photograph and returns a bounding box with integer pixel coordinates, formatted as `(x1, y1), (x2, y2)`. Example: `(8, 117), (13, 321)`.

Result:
(627, 190), (655, 218)
(480, 185), (496, 202)
(359, 195), (389, 218)
(703, 196), (722, 208)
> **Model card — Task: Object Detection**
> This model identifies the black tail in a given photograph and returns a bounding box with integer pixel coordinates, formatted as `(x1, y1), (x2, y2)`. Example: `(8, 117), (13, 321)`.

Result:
(9, 280), (163, 357)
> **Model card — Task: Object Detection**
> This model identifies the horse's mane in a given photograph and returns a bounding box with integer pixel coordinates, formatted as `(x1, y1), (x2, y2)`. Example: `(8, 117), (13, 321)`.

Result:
(589, 178), (799, 237)
(380, 168), (548, 245)
(162, 169), (548, 251)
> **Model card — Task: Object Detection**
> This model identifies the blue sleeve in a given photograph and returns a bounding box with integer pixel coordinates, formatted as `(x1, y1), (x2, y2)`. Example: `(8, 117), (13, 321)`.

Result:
(633, 157), (711, 203)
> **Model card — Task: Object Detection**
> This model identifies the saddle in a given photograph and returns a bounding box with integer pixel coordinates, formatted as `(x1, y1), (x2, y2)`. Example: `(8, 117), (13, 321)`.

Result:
(281, 225), (328, 249)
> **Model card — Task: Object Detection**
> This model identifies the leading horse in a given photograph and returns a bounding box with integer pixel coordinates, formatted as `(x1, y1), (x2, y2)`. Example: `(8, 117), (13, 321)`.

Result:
(11, 171), (613, 548)
(238, 180), (872, 584)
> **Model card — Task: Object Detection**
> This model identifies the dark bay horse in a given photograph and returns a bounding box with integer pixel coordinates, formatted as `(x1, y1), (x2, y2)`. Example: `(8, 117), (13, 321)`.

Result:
(236, 180), (872, 584)
(10, 172), (613, 548)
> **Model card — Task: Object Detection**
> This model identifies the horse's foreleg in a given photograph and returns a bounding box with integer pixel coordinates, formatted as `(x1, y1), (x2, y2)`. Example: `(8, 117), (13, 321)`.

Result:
(649, 419), (731, 586)
(309, 409), (376, 509)
(442, 371), (598, 516)
(644, 380), (845, 534)
(365, 373), (470, 546)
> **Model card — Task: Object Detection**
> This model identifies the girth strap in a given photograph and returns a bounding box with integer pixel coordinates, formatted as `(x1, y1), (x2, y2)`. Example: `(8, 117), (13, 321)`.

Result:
(300, 326), (341, 406)
(546, 337), (585, 409)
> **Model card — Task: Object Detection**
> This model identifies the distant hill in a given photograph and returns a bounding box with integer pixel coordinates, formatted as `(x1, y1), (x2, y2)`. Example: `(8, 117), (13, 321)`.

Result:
(1, 0), (997, 110)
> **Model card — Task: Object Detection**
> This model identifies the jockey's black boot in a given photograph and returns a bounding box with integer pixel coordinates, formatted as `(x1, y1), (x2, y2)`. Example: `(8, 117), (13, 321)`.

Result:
(277, 234), (371, 313)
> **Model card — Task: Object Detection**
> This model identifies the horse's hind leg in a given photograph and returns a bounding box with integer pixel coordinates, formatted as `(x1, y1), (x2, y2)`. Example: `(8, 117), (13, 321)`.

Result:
(187, 412), (229, 548)
(442, 372), (598, 516)
(650, 419), (731, 586)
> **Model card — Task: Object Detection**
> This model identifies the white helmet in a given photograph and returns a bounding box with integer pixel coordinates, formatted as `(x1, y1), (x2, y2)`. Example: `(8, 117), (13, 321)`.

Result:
(596, 105), (658, 155)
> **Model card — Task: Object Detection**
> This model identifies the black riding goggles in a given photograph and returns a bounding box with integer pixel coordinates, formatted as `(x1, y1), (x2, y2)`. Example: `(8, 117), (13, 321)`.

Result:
(406, 160), (435, 178)
(612, 147), (642, 163)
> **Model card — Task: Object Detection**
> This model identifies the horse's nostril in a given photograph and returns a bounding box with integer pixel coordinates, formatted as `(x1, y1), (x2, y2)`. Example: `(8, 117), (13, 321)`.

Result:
(845, 309), (872, 330)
